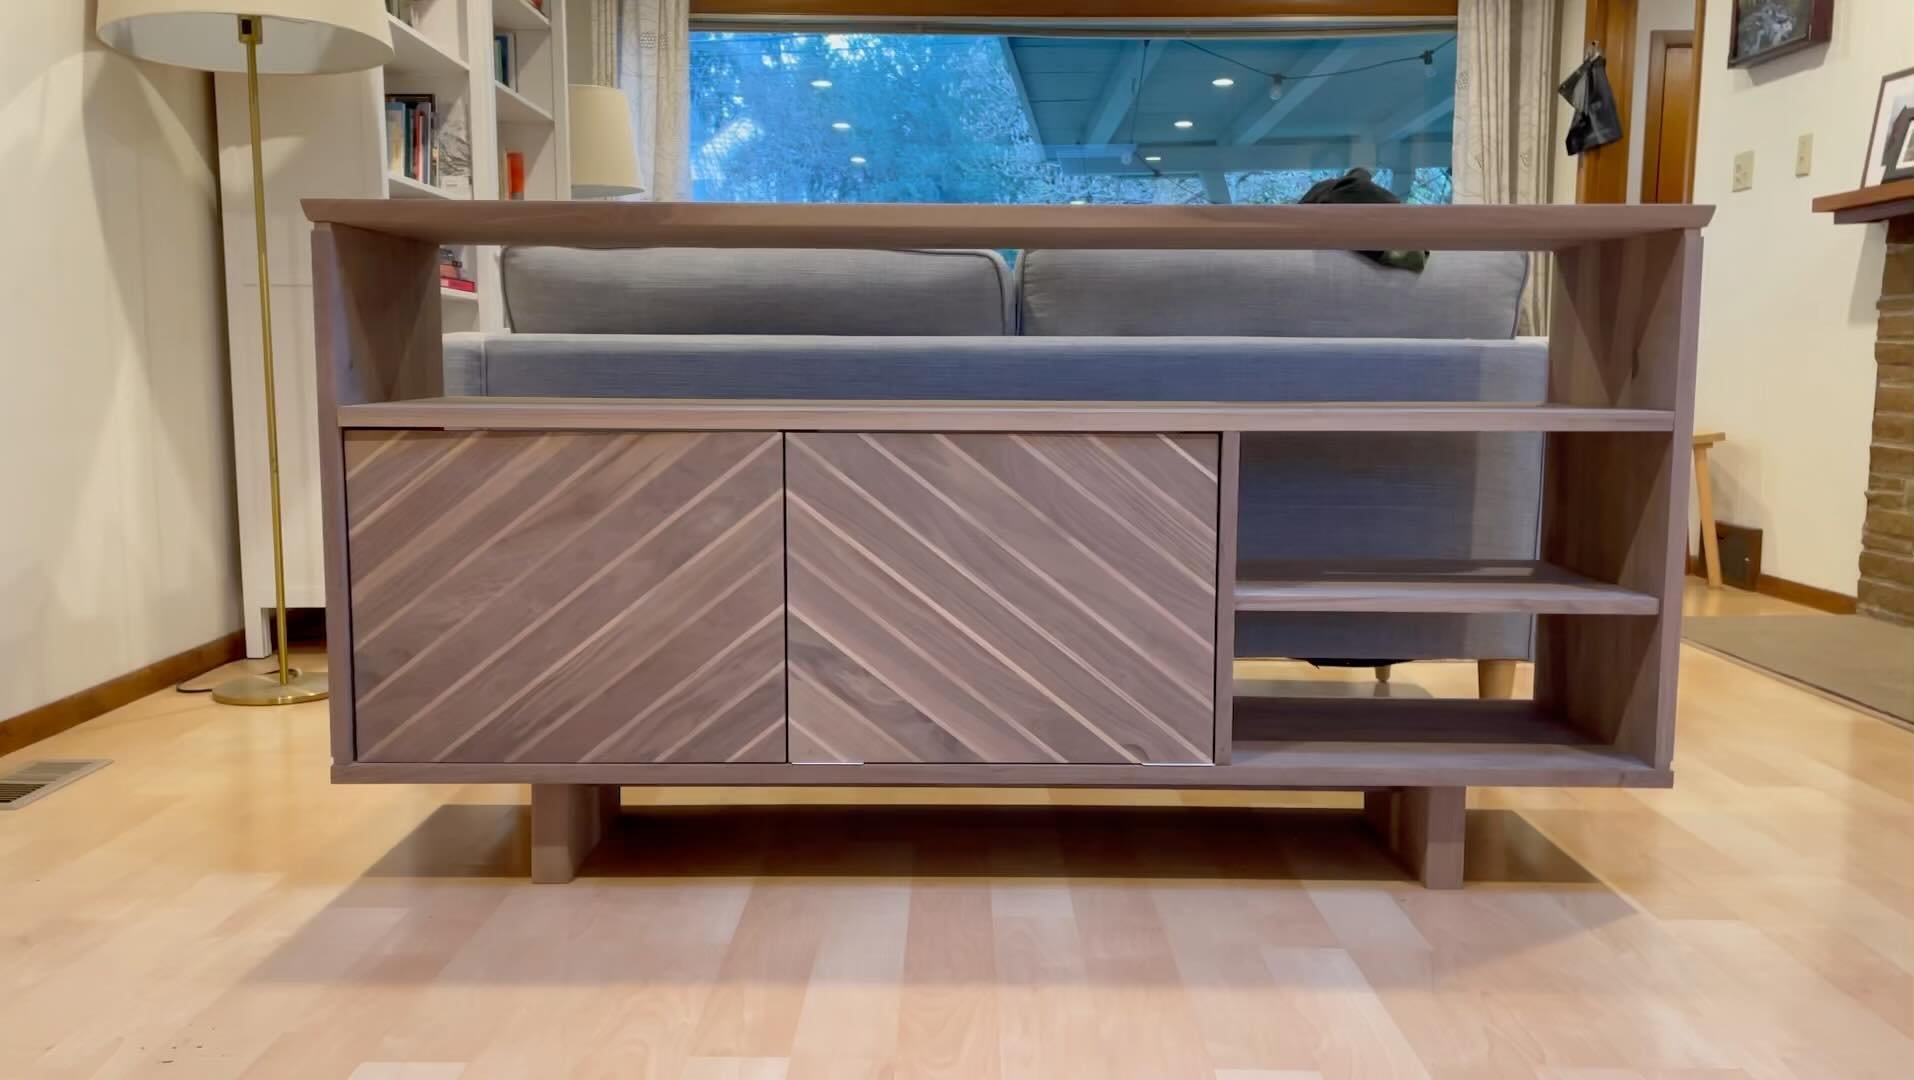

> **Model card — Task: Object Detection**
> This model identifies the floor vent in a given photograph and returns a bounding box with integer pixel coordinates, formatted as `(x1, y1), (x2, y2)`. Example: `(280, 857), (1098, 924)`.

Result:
(0, 759), (110, 810)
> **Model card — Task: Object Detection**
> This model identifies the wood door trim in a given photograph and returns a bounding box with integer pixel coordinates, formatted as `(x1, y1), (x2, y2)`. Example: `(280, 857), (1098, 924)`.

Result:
(1577, 0), (1636, 205)
(1640, 30), (1697, 204)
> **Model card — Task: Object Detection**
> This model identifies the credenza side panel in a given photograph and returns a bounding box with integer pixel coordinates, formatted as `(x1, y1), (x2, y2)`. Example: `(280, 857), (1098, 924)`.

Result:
(786, 431), (1219, 765)
(345, 429), (786, 765)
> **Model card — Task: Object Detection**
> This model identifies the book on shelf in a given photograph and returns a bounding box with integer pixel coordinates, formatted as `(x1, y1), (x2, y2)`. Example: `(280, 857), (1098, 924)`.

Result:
(503, 151), (527, 200)
(441, 277), (477, 294)
(385, 93), (439, 187)
(494, 33), (516, 90)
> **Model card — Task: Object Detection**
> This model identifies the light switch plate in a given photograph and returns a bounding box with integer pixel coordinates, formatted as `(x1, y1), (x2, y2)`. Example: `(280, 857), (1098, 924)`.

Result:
(1733, 150), (1755, 192)
(1796, 134), (1814, 177)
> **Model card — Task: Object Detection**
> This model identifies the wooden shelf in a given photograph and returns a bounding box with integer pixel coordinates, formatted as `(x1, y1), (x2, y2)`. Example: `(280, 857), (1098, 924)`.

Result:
(1234, 559), (1659, 615)
(495, 82), (554, 126)
(1812, 178), (1914, 224)
(336, 397), (1678, 433)
(1228, 698), (1664, 787)
(303, 200), (1713, 251)
(493, 0), (552, 31)
(386, 17), (466, 79)
(387, 173), (455, 200)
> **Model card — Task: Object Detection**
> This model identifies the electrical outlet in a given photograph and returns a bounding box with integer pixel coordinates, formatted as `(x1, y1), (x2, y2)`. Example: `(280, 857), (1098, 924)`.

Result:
(1796, 134), (1814, 177)
(1733, 150), (1755, 192)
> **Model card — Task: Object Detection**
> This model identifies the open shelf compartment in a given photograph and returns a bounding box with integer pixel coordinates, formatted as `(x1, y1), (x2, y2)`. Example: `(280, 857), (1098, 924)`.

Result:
(1227, 696), (1664, 787)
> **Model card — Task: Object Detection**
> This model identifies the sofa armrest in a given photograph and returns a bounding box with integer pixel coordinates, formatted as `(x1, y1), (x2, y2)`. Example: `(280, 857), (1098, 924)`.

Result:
(443, 332), (489, 396)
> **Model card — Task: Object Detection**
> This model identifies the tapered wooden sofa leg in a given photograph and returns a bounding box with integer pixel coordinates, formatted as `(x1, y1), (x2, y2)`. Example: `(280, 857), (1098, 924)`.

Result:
(1364, 786), (1466, 889)
(530, 784), (618, 884)
(1477, 659), (1518, 700)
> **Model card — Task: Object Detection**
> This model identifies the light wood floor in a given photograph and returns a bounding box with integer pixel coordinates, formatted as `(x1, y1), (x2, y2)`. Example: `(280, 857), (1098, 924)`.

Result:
(1, 582), (1907, 1079)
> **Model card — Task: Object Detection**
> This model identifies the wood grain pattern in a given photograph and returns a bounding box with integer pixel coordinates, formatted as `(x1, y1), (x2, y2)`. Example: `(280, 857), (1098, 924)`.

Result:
(786, 432), (1219, 765)
(1364, 786), (1466, 889)
(15, 626), (1914, 1078)
(339, 397), (1679, 433)
(529, 784), (618, 884)
(1233, 559), (1660, 615)
(1538, 231), (1701, 770)
(345, 429), (786, 764)
(1813, 177), (1914, 223)
(302, 199), (1714, 252)
(311, 223), (443, 768)
(1213, 432), (1240, 764)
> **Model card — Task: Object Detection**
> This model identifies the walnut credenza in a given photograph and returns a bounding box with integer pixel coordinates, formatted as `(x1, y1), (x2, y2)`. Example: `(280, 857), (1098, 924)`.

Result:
(307, 200), (1709, 888)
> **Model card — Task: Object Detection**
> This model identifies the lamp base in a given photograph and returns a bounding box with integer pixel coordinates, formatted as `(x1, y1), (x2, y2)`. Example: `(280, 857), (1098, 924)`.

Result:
(212, 669), (329, 706)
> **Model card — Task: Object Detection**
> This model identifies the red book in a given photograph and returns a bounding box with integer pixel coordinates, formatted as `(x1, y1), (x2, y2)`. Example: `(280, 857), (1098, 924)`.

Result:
(442, 278), (477, 293)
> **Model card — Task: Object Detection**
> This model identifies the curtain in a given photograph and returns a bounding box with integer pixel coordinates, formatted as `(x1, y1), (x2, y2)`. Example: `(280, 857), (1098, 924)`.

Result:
(610, 0), (690, 200)
(1452, 0), (1558, 334)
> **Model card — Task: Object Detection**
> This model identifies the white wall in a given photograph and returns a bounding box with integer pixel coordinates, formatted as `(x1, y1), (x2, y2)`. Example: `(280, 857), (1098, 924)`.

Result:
(0, 4), (240, 718)
(1690, 0), (1910, 593)
(1625, 0), (1697, 202)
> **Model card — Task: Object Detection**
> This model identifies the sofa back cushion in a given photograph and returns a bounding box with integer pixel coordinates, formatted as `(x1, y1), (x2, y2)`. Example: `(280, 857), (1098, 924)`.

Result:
(1017, 249), (1528, 338)
(502, 247), (1014, 335)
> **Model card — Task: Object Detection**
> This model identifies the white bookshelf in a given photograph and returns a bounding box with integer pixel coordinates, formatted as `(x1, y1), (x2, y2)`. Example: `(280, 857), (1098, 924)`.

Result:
(212, 0), (572, 653)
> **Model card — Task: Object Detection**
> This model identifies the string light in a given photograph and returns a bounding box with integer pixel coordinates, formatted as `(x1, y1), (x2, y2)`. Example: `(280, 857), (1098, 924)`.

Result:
(1211, 76), (1235, 87)
(1268, 75), (1285, 101)
(1183, 37), (1455, 85)
(810, 78), (832, 88)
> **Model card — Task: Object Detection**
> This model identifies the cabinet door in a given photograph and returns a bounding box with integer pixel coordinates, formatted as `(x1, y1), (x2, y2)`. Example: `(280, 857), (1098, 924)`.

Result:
(346, 430), (785, 764)
(786, 432), (1218, 765)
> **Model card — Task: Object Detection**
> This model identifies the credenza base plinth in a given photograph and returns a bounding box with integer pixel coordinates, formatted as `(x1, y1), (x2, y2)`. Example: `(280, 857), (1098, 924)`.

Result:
(1365, 786), (1466, 890)
(530, 784), (619, 884)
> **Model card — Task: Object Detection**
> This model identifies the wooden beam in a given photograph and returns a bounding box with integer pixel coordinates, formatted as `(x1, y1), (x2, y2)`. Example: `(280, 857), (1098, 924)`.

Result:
(1379, 96), (1455, 143)
(1080, 41), (1164, 149)
(1200, 170), (1233, 203)
(690, 1), (1460, 19)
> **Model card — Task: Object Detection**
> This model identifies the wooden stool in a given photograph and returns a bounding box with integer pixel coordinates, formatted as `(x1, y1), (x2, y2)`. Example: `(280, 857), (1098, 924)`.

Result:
(1693, 432), (1726, 589)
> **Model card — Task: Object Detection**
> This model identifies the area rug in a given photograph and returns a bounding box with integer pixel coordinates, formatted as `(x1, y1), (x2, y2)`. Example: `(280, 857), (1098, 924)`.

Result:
(1682, 615), (1914, 723)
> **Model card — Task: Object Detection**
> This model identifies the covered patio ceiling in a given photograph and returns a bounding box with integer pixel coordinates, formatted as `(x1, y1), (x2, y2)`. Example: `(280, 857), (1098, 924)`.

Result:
(1001, 31), (1456, 200)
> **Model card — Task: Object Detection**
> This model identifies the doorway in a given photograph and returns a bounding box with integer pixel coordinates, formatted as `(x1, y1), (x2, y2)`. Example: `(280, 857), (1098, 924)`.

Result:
(1640, 30), (1697, 203)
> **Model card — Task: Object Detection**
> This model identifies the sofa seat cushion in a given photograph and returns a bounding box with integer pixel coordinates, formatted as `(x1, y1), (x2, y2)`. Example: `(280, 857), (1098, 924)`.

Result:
(502, 247), (1014, 335)
(449, 333), (1547, 402)
(1017, 249), (1528, 339)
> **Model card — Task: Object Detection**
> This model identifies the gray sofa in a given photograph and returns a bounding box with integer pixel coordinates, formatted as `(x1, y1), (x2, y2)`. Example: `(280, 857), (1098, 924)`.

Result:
(444, 245), (1544, 665)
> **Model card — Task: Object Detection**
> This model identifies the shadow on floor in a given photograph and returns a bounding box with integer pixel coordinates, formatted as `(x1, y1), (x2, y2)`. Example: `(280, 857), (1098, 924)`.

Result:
(359, 801), (1600, 887)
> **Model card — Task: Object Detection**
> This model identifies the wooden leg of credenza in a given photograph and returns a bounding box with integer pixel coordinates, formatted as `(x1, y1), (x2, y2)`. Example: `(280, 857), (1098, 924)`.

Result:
(1477, 659), (1518, 700)
(1364, 786), (1466, 889)
(530, 784), (618, 884)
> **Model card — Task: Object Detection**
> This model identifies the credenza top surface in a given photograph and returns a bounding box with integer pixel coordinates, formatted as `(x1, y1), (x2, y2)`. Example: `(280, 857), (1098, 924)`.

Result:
(303, 199), (1714, 251)
(337, 397), (1679, 433)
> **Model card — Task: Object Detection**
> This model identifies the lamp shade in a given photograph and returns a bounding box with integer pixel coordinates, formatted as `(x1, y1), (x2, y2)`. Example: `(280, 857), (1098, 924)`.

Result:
(97, 0), (393, 75)
(569, 85), (644, 198)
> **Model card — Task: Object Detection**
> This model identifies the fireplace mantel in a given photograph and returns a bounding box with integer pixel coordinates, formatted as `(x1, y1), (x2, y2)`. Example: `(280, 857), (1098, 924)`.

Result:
(1813, 179), (1914, 224)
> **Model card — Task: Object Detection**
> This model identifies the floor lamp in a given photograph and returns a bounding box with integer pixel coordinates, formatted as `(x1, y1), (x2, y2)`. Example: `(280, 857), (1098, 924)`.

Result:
(96, 2), (393, 706)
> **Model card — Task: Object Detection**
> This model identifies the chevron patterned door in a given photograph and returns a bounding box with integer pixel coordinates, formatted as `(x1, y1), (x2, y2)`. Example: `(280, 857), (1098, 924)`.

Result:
(344, 429), (786, 765)
(786, 432), (1220, 765)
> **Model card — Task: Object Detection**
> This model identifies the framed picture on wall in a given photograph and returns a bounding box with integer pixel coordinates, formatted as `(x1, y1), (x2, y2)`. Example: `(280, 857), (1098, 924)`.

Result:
(1886, 109), (1914, 183)
(1863, 67), (1914, 187)
(1727, 0), (1834, 68)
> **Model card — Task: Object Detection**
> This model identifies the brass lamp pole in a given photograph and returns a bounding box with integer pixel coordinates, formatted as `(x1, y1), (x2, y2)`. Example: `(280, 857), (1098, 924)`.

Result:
(95, 2), (394, 705)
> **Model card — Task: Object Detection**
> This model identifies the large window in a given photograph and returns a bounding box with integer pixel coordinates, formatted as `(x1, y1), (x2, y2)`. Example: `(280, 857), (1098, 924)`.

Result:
(689, 30), (1456, 205)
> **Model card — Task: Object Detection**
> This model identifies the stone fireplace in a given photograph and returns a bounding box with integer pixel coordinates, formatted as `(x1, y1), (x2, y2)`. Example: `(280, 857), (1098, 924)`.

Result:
(1861, 217), (1914, 625)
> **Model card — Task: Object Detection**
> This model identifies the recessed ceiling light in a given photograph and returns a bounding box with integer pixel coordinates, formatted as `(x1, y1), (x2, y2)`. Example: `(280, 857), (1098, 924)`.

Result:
(831, 121), (852, 131)
(850, 155), (867, 164)
(810, 78), (832, 88)
(1211, 77), (1235, 87)
(1143, 155), (1163, 162)
(1173, 119), (1194, 129)
(1069, 199), (1087, 205)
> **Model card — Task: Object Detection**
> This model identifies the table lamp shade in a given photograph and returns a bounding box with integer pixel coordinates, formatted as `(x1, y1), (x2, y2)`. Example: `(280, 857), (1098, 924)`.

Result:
(97, 0), (393, 74)
(569, 85), (644, 198)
